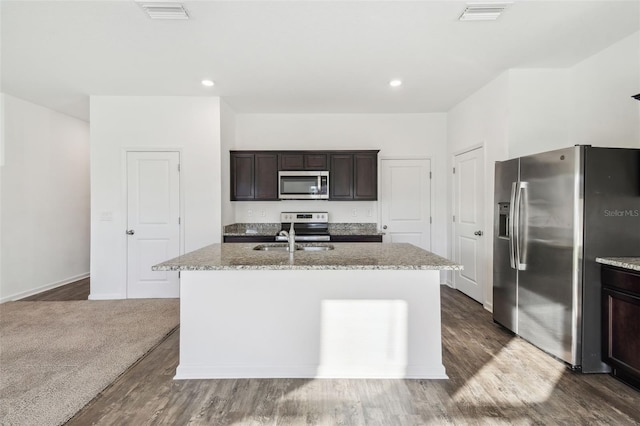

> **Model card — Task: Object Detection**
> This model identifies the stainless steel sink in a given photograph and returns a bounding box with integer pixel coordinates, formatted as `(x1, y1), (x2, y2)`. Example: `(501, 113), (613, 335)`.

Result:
(253, 244), (291, 251)
(253, 243), (334, 252)
(299, 244), (334, 251)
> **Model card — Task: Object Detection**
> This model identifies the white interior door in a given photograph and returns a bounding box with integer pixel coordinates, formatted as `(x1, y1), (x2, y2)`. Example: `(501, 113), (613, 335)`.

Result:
(127, 151), (180, 298)
(452, 147), (485, 303)
(380, 158), (431, 250)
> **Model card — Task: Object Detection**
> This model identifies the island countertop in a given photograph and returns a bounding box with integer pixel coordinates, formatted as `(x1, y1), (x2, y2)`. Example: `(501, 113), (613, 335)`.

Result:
(153, 242), (462, 271)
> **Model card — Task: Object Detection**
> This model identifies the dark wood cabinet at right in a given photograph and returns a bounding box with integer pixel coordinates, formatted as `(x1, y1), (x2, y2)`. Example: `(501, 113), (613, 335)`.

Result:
(329, 150), (378, 201)
(601, 265), (640, 391)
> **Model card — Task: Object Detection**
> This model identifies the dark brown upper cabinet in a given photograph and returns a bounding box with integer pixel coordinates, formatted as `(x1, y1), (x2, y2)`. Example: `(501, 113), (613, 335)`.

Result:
(329, 151), (378, 201)
(230, 153), (254, 200)
(231, 150), (377, 201)
(279, 153), (304, 170)
(254, 154), (278, 199)
(304, 153), (328, 170)
(354, 152), (378, 200)
(279, 152), (328, 170)
(230, 152), (278, 201)
(329, 154), (354, 200)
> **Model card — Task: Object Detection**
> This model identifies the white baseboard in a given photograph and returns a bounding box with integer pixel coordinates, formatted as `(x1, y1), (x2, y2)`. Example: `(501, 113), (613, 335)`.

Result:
(174, 363), (448, 380)
(1, 272), (90, 304)
(88, 293), (126, 300)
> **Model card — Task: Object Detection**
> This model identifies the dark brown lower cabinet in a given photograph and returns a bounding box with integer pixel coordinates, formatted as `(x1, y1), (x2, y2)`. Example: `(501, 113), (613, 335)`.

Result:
(601, 265), (640, 391)
(224, 235), (382, 243)
(330, 235), (382, 243)
(223, 236), (276, 243)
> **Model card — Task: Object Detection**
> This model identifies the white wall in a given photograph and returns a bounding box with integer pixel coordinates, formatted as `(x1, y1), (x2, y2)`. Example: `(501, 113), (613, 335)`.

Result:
(220, 100), (236, 226)
(447, 72), (510, 310)
(446, 30), (640, 310)
(0, 94), (90, 302)
(509, 69), (571, 158)
(90, 96), (222, 299)
(570, 31), (640, 148)
(232, 113), (449, 257)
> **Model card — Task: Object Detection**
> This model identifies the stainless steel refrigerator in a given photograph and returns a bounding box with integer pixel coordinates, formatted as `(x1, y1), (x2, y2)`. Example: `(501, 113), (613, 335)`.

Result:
(493, 145), (640, 373)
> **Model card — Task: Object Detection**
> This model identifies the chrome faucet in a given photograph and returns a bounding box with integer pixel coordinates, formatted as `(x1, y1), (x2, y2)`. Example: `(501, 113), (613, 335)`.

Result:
(277, 224), (296, 252)
(288, 222), (296, 252)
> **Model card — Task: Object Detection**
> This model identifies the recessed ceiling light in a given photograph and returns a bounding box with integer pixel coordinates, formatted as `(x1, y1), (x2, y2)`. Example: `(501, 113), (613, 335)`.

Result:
(459, 2), (512, 21)
(389, 80), (402, 87)
(201, 80), (215, 87)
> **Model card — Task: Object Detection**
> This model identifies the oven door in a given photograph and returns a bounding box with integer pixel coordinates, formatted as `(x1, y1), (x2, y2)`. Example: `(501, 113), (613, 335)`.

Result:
(278, 171), (329, 199)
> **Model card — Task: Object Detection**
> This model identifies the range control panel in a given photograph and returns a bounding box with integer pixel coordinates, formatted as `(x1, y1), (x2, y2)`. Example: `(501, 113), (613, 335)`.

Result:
(280, 212), (328, 223)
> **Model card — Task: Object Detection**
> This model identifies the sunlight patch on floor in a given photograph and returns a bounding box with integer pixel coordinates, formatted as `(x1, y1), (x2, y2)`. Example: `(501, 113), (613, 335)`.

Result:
(451, 339), (565, 405)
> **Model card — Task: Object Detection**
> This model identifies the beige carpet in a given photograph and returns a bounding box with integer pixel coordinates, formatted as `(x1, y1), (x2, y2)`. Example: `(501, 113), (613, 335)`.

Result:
(0, 299), (179, 426)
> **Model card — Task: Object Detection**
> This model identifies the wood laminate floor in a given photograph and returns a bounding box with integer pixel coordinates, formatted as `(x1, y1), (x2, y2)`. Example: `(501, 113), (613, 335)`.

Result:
(29, 280), (640, 425)
(20, 277), (90, 301)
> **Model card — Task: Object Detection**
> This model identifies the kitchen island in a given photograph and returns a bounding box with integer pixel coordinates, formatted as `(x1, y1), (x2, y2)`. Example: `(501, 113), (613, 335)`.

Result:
(153, 242), (461, 380)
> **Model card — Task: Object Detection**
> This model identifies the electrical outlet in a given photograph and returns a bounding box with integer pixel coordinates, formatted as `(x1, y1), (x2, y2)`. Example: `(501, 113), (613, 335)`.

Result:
(260, 209), (266, 217)
(367, 208), (372, 217)
(352, 208), (358, 217)
(247, 209), (253, 217)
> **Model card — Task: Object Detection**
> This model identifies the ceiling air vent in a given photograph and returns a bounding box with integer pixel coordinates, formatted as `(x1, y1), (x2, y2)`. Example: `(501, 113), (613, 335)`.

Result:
(459, 2), (512, 21)
(136, 2), (189, 20)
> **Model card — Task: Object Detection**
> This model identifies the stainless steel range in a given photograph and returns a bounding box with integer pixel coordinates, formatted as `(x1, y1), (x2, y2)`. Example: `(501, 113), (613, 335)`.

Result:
(276, 212), (330, 242)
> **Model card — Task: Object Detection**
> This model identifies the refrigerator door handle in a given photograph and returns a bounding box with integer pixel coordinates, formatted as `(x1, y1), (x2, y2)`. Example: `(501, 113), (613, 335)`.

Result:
(509, 182), (517, 269)
(514, 181), (528, 271)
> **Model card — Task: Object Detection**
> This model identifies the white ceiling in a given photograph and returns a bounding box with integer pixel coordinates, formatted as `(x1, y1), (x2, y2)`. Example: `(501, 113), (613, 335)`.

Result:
(2, 1), (639, 122)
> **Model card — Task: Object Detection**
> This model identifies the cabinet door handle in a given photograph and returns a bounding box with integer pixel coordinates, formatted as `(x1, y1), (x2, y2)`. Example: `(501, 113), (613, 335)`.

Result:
(474, 230), (483, 236)
(126, 229), (135, 235)
(383, 225), (388, 230)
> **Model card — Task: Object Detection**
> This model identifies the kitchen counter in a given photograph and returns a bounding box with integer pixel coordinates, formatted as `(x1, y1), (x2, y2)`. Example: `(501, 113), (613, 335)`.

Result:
(328, 223), (384, 236)
(223, 223), (280, 236)
(222, 222), (384, 237)
(155, 242), (458, 380)
(596, 257), (640, 272)
(153, 242), (460, 271)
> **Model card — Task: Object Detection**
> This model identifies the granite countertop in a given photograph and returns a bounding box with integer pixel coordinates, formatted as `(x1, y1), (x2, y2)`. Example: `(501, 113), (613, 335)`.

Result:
(153, 242), (461, 271)
(223, 223), (280, 237)
(223, 223), (384, 237)
(328, 223), (384, 236)
(596, 257), (640, 272)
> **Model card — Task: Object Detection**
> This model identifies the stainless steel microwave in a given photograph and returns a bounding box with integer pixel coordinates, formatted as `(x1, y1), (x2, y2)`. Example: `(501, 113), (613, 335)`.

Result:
(278, 171), (329, 200)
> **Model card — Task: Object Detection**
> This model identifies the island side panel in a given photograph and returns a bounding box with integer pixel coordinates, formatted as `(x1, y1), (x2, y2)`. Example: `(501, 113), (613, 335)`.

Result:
(175, 269), (447, 379)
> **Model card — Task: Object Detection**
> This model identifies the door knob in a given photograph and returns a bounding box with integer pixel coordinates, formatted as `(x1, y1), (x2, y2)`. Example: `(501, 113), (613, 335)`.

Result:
(126, 229), (135, 235)
(383, 225), (388, 230)
(474, 230), (483, 236)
